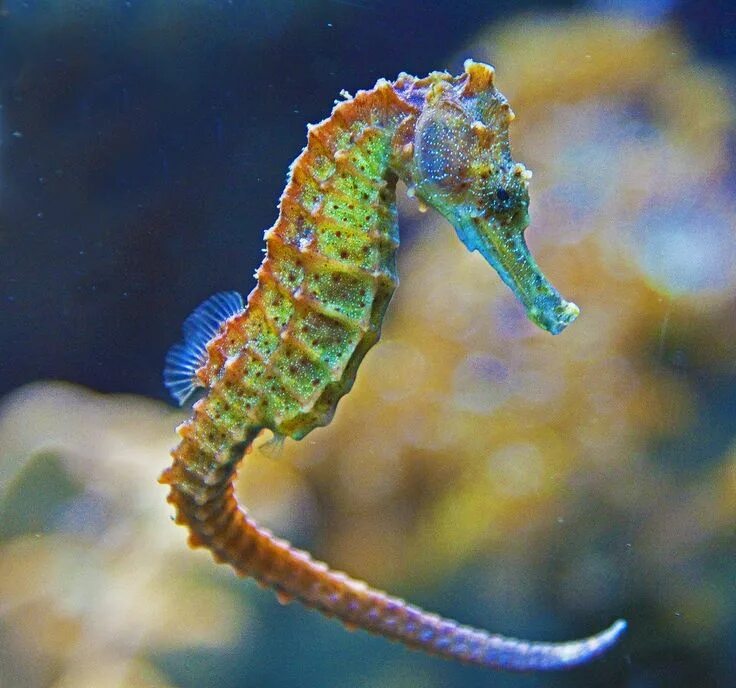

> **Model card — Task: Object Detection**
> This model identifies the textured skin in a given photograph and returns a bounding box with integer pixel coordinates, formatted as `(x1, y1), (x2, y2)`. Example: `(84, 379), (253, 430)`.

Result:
(161, 61), (625, 671)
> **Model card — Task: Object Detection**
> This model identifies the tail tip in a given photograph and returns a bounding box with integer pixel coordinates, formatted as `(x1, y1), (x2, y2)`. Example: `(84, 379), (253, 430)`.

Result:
(544, 618), (627, 671)
(605, 618), (628, 646)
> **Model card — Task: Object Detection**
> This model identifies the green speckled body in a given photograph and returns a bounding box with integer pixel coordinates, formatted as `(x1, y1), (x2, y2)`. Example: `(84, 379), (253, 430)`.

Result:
(161, 62), (625, 672)
(194, 82), (413, 449)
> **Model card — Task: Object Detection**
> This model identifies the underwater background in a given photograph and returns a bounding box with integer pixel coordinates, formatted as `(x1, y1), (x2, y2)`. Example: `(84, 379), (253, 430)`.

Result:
(1, 1), (735, 687)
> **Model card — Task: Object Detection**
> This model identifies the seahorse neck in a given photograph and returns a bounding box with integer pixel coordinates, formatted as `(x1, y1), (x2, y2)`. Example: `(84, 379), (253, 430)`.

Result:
(292, 71), (461, 212)
(300, 77), (420, 189)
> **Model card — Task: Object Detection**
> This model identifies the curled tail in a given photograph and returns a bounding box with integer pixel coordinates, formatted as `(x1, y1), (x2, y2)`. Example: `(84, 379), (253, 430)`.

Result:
(161, 434), (625, 672)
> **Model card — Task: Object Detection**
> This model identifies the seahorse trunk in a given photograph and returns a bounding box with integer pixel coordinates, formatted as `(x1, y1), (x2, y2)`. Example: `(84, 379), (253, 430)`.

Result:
(161, 62), (625, 673)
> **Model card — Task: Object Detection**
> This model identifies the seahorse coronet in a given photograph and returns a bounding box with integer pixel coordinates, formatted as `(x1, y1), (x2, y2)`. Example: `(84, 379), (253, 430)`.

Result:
(162, 60), (623, 672)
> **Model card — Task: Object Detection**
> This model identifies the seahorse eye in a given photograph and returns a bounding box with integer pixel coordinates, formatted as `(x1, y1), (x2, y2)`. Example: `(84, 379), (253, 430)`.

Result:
(496, 187), (509, 201)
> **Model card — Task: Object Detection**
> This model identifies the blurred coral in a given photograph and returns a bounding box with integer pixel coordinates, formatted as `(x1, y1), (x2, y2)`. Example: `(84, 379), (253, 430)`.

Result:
(0, 383), (258, 688)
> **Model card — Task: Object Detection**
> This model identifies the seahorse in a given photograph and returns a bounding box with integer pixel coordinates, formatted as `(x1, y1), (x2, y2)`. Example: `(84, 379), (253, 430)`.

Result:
(160, 60), (626, 672)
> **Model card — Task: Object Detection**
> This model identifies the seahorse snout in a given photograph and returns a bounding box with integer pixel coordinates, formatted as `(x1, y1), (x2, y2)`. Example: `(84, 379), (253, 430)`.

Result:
(528, 297), (580, 335)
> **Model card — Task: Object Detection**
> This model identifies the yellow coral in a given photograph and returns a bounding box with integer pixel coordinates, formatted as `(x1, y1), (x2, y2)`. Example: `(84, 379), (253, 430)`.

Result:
(0, 384), (262, 687)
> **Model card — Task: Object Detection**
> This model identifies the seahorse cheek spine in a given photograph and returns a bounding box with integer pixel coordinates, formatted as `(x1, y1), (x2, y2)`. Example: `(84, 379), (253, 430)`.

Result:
(160, 60), (626, 672)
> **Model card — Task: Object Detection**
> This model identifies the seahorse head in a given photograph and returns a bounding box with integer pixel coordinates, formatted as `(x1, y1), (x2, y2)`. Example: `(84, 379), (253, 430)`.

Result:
(407, 60), (579, 335)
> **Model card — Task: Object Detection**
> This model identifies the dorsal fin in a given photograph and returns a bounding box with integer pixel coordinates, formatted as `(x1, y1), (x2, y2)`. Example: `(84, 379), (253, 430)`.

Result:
(163, 291), (244, 405)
